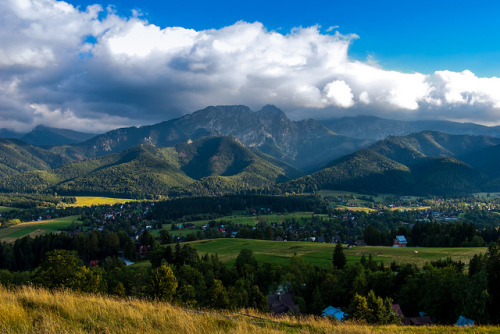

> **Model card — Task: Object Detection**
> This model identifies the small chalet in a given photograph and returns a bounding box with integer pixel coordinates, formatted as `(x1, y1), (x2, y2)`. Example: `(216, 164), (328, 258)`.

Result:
(456, 316), (474, 327)
(267, 293), (300, 315)
(392, 304), (404, 317)
(393, 235), (408, 247)
(322, 306), (346, 321)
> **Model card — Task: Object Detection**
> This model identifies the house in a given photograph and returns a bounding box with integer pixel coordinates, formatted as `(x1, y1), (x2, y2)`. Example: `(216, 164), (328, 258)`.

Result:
(322, 306), (346, 321)
(267, 293), (300, 315)
(392, 304), (404, 317)
(456, 316), (474, 327)
(393, 235), (408, 247)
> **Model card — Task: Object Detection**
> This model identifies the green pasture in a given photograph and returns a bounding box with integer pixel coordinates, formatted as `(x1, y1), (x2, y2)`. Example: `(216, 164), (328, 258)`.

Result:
(189, 238), (487, 268)
(68, 196), (135, 207)
(0, 215), (80, 242)
(316, 190), (394, 203)
(0, 206), (15, 212)
(154, 212), (330, 237)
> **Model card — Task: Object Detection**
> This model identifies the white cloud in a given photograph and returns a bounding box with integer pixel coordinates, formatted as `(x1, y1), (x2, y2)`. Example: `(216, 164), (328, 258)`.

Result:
(359, 91), (370, 104)
(434, 70), (500, 108)
(1, 0), (500, 133)
(323, 80), (354, 108)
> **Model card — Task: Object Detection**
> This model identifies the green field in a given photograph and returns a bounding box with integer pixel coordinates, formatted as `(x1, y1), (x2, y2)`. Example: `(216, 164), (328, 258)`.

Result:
(68, 196), (135, 207)
(316, 190), (395, 203)
(154, 212), (330, 237)
(0, 215), (80, 242)
(0, 206), (18, 212)
(189, 238), (487, 268)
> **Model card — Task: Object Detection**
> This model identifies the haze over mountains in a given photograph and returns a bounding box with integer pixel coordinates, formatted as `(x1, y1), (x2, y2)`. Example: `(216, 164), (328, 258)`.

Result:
(322, 116), (500, 140)
(1, 105), (500, 197)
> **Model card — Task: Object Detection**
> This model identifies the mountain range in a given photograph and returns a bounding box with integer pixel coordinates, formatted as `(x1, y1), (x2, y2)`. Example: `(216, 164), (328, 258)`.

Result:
(279, 131), (500, 195)
(48, 105), (371, 172)
(0, 136), (302, 198)
(1, 105), (500, 197)
(322, 115), (500, 140)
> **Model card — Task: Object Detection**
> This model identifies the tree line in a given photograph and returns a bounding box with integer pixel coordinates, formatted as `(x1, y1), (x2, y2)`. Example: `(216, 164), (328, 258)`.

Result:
(1, 228), (500, 324)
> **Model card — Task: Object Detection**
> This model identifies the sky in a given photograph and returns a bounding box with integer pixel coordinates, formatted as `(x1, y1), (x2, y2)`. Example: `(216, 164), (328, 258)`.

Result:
(2, 0), (500, 133)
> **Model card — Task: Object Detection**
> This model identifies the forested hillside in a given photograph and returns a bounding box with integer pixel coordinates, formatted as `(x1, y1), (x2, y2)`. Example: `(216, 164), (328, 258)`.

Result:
(0, 137), (301, 198)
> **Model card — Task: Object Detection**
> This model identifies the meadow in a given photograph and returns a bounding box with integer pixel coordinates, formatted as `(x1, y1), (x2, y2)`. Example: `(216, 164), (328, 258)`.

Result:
(155, 212), (329, 237)
(67, 196), (135, 207)
(317, 190), (430, 212)
(0, 215), (80, 243)
(0, 285), (495, 333)
(189, 239), (487, 268)
(0, 206), (16, 212)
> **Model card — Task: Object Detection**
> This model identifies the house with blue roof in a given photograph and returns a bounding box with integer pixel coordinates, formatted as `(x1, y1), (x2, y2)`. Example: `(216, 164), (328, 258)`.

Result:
(393, 235), (408, 247)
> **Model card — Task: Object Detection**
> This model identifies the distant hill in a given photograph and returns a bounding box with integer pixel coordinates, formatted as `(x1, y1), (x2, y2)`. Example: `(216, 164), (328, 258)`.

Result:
(278, 131), (500, 195)
(21, 125), (97, 146)
(0, 129), (24, 139)
(322, 115), (500, 140)
(321, 116), (416, 140)
(409, 120), (500, 138)
(369, 131), (500, 166)
(0, 138), (73, 178)
(0, 137), (302, 198)
(52, 105), (371, 172)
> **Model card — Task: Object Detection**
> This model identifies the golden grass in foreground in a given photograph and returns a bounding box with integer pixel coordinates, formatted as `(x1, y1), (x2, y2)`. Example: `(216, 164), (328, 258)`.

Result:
(0, 286), (497, 333)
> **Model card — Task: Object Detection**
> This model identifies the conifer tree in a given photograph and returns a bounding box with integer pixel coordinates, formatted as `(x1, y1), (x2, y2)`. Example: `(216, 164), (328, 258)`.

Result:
(333, 241), (346, 270)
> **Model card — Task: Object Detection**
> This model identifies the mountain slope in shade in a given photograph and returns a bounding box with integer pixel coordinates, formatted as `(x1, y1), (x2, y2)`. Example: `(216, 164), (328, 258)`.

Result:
(460, 144), (500, 190)
(369, 131), (500, 166)
(0, 137), (302, 198)
(0, 139), (73, 177)
(278, 131), (499, 195)
(280, 149), (413, 194)
(53, 105), (371, 172)
(21, 125), (97, 146)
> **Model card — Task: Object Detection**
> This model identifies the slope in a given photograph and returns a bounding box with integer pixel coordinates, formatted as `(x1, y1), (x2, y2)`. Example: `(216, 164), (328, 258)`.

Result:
(0, 139), (73, 177)
(279, 149), (413, 194)
(369, 131), (500, 165)
(278, 131), (498, 195)
(0, 137), (303, 198)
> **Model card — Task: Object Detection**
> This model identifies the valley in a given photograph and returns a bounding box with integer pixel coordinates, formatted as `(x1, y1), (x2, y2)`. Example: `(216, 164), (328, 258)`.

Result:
(1, 105), (500, 328)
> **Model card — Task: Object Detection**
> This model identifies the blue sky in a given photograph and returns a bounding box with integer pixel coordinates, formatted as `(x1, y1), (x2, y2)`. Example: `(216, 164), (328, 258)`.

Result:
(2, 0), (500, 131)
(67, 0), (500, 77)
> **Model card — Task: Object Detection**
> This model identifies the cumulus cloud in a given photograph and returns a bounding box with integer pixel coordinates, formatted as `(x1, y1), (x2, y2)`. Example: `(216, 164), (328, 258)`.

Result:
(1, 0), (500, 132)
(322, 80), (354, 108)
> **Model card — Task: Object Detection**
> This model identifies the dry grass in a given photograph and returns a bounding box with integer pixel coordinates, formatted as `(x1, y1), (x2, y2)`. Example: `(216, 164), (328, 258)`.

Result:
(0, 285), (497, 333)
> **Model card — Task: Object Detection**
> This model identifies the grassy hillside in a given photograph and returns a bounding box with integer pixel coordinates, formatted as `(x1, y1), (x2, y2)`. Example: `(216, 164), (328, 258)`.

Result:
(189, 239), (487, 268)
(0, 285), (496, 333)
